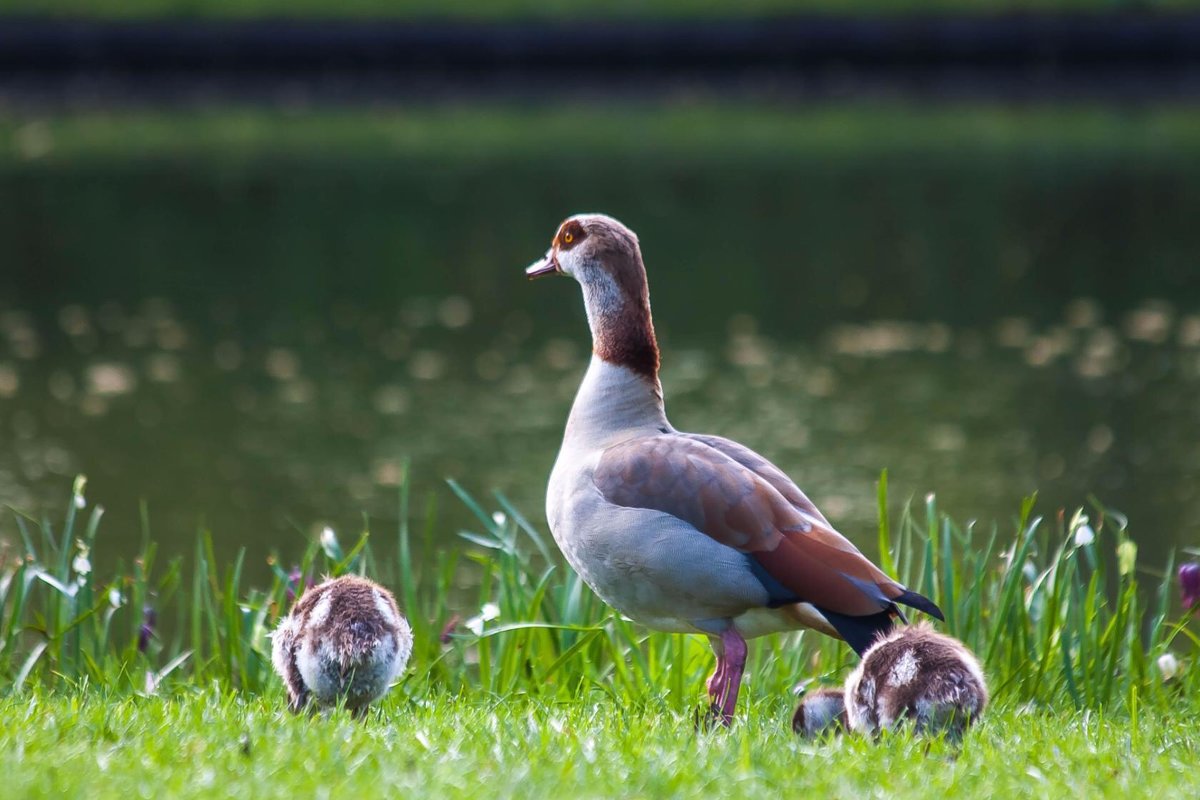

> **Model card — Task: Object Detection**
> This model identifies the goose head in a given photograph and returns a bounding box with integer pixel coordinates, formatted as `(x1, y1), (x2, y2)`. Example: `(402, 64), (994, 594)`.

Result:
(526, 213), (659, 380)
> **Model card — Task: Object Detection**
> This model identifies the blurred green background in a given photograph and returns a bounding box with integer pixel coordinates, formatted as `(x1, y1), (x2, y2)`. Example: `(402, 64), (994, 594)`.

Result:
(2, 0), (1199, 579)
(3, 104), (1199, 574)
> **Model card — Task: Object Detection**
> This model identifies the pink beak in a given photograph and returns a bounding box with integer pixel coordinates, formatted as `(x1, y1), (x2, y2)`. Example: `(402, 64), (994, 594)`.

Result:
(525, 251), (560, 280)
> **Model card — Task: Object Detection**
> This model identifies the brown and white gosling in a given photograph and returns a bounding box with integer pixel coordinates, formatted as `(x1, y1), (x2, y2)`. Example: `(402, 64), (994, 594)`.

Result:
(793, 624), (987, 740)
(791, 687), (848, 738)
(271, 575), (413, 717)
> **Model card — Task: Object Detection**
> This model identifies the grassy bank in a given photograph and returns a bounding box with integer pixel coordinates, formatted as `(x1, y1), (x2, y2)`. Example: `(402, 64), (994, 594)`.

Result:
(3, 692), (1199, 799)
(2, 474), (1199, 795)
(2, 473), (1195, 704)
(7, 106), (1200, 164)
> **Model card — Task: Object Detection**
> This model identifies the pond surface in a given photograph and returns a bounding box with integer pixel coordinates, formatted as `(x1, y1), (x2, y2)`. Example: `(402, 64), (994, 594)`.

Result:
(1, 106), (1198, 575)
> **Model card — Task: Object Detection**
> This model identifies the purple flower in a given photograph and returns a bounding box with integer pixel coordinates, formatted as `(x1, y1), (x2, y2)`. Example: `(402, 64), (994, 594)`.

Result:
(439, 614), (462, 645)
(1181, 563), (1200, 610)
(286, 566), (314, 605)
(138, 605), (157, 653)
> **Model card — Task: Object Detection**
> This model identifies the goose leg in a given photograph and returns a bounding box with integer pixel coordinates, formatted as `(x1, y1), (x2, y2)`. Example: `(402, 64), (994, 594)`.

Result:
(705, 628), (747, 726)
(715, 628), (747, 725)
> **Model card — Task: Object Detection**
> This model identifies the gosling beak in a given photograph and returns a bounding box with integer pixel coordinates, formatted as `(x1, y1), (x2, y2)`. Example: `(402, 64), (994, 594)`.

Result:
(525, 250), (560, 280)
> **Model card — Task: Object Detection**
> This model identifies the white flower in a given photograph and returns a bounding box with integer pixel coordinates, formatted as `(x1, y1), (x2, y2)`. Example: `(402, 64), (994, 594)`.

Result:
(1158, 653), (1180, 682)
(1073, 524), (1095, 548)
(320, 526), (338, 551)
(108, 588), (123, 608)
(72, 552), (91, 576)
(74, 493), (86, 509)
(492, 511), (507, 527)
(465, 602), (501, 636)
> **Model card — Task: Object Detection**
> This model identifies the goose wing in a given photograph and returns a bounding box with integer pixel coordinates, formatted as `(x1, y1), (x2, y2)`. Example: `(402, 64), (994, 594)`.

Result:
(593, 433), (942, 627)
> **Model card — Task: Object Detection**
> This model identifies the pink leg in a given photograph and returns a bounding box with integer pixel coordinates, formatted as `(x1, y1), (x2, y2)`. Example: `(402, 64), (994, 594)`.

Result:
(707, 629), (747, 726)
(716, 628), (748, 724)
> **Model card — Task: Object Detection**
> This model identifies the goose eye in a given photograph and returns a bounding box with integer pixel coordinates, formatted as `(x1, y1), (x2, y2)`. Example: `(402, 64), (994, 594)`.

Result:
(563, 231), (574, 244)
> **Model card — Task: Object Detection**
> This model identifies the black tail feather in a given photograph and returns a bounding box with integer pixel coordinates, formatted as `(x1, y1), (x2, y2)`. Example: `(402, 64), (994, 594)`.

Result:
(815, 606), (898, 657)
(817, 591), (944, 656)
(894, 589), (945, 621)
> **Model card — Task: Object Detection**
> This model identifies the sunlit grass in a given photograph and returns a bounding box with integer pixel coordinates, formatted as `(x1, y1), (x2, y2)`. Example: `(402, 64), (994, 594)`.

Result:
(2, 690), (1199, 799)
(2, 471), (1199, 795)
(2, 470), (1196, 710)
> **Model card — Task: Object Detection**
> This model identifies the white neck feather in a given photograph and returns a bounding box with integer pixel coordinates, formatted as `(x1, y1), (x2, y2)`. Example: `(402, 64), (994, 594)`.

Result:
(580, 268), (623, 342)
(563, 355), (669, 448)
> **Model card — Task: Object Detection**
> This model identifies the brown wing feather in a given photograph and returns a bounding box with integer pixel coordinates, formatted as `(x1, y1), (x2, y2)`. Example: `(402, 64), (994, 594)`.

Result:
(594, 435), (907, 617)
(679, 433), (833, 528)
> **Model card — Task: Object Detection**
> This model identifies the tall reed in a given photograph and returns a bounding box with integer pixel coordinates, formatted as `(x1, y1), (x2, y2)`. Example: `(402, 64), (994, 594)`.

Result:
(1, 470), (1195, 711)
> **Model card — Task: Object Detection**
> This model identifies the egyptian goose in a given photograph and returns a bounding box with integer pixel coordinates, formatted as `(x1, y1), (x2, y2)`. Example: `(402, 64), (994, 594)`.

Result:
(271, 575), (413, 716)
(793, 624), (986, 739)
(526, 213), (943, 724)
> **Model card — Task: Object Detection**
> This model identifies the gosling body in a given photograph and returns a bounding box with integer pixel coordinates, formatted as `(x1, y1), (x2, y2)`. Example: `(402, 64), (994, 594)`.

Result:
(794, 624), (987, 739)
(791, 688), (848, 737)
(271, 575), (412, 715)
(844, 624), (987, 738)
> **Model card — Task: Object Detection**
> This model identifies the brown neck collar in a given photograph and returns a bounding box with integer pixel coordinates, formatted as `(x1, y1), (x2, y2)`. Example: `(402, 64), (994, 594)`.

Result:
(590, 291), (659, 381)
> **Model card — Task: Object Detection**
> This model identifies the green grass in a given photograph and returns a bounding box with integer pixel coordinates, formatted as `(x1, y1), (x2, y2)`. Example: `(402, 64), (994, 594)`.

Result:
(2, 692), (1199, 799)
(3, 1), (1190, 22)
(2, 470), (1197, 704)
(2, 472), (1199, 796)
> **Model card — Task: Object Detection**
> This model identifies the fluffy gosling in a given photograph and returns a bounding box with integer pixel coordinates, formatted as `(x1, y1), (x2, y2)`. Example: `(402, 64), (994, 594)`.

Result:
(791, 687), (848, 738)
(845, 623), (987, 738)
(794, 624), (987, 740)
(271, 575), (412, 716)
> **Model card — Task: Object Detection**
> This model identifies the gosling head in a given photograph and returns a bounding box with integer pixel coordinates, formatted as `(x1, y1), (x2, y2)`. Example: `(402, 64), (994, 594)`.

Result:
(843, 623), (987, 740)
(792, 687), (849, 738)
(271, 575), (413, 717)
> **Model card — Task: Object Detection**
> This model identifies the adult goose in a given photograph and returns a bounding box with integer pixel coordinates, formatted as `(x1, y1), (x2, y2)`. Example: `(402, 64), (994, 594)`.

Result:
(526, 213), (942, 724)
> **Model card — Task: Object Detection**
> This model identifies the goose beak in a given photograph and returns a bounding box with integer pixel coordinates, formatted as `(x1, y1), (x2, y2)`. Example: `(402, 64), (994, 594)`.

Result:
(525, 251), (560, 280)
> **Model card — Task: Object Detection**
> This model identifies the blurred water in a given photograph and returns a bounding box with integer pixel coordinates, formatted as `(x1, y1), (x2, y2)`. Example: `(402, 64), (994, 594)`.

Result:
(1, 292), (1197, 576)
(1, 107), (1198, 575)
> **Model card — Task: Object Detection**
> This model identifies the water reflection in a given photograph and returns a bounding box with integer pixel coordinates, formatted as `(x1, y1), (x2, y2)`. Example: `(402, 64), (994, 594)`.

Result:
(1, 294), (1197, 577)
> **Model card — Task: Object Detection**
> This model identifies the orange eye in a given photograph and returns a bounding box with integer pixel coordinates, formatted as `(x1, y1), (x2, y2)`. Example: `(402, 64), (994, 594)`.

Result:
(564, 231), (574, 244)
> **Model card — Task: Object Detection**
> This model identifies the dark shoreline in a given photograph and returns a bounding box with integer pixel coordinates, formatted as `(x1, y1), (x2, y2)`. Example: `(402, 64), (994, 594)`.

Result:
(2, 14), (1199, 105)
